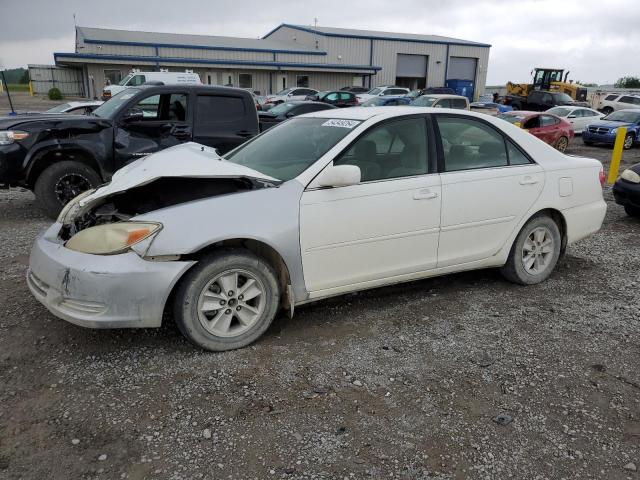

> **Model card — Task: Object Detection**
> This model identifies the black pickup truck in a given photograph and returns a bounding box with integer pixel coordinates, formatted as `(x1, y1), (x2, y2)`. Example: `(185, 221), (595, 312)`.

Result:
(0, 85), (259, 217)
(505, 90), (585, 111)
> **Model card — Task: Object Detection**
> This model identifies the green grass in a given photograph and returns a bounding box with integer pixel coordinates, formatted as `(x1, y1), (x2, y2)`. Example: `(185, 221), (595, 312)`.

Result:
(3, 84), (30, 92)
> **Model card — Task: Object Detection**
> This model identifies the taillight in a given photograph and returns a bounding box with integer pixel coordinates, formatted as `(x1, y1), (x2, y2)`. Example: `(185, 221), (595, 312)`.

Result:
(599, 167), (605, 187)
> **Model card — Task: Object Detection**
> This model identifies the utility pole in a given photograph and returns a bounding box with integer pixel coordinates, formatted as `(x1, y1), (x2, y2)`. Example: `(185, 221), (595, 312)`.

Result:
(0, 60), (16, 116)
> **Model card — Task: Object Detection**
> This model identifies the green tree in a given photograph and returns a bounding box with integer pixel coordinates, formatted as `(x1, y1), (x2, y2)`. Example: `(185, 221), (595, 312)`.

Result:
(615, 76), (640, 88)
(575, 81), (598, 87)
(19, 70), (29, 84)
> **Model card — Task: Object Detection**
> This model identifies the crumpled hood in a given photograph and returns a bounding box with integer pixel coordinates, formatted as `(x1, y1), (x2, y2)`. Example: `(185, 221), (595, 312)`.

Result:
(79, 142), (278, 206)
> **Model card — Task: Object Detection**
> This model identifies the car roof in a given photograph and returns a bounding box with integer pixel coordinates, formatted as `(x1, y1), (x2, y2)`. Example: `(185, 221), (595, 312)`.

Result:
(422, 94), (468, 99)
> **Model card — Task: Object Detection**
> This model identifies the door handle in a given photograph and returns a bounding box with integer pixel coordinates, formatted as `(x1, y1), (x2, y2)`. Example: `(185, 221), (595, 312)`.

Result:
(519, 176), (539, 185)
(414, 189), (438, 200)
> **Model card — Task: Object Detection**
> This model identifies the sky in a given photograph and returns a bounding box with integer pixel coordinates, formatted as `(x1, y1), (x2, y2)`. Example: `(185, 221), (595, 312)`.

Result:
(1, 0), (639, 85)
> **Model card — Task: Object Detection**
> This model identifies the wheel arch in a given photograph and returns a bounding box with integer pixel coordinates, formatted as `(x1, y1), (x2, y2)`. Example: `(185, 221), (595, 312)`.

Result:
(25, 145), (103, 188)
(525, 207), (568, 253)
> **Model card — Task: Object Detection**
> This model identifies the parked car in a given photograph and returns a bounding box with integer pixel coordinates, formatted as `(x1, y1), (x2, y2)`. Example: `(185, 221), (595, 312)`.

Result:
(613, 163), (640, 217)
(307, 91), (358, 108)
(360, 96), (412, 107)
(470, 102), (513, 116)
(258, 101), (336, 131)
(410, 94), (469, 110)
(102, 71), (201, 100)
(356, 86), (410, 103)
(419, 87), (456, 96)
(265, 88), (318, 105)
(0, 85), (259, 218)
(595, 93), (640, 115)
(546, 106), (604, 134)
(27, 108), (606, 352)
(498, 111), (574, 152)
(340, 86), (369, 93)
(581, 109), (640, 149)
(505, 90), (583, 111)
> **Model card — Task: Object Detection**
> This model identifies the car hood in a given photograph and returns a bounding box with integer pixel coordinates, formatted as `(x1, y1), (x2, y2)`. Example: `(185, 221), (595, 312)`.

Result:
(589, 120), (635, 129)
(79, 142), (279, 206)
(0, 113), (95, 128)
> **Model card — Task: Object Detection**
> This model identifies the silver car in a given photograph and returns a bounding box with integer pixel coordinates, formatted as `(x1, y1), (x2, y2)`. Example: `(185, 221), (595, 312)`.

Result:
(28, 107), (606, 351)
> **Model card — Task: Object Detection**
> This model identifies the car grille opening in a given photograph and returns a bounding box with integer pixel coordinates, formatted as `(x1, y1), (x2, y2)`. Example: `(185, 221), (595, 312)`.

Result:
(588, 127), (610, 134)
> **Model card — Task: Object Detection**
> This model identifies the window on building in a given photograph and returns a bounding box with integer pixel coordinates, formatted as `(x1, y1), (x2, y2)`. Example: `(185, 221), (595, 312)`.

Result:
(296, 75), (310, 87)
(104, 69), (122, 86)
(239, 73), (253, 89)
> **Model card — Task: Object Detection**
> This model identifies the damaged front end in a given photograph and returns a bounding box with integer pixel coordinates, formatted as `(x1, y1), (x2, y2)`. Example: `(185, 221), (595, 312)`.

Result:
(56, 142), (280, 244)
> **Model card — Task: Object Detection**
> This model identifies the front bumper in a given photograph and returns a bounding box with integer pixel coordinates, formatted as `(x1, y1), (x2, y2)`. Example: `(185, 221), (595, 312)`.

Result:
(27, 223), (194, 329)
(582, 130), (616, 145)
(613, 179), (640, 208)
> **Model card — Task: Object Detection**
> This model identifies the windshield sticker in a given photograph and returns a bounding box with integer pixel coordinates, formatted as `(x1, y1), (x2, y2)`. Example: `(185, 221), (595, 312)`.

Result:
(321, 119), (360, 129)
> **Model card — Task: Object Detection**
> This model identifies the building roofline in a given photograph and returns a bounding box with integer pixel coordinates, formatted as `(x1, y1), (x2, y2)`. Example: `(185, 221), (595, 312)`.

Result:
(54, 52), (381, 72)
(263, 23), (492, 48)
(81, 38), (327, 56)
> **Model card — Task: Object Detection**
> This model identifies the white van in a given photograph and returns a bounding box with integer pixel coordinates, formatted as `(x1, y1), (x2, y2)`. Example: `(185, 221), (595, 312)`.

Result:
(102, 71), (201, 99)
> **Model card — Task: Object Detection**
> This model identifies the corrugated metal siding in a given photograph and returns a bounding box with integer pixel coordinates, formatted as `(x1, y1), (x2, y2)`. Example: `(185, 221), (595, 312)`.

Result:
(159, 48), (273, 62)
(448, 45), (490, 97)
(28, 65), (85, 96)
(81, 43), (156, 56)
(325, 36), (370, 65)
(265, 26), (326, 52)
(371, 40), (447, 87)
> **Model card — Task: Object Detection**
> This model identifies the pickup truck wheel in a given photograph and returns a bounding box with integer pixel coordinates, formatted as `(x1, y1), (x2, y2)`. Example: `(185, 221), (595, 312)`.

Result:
(555, 136), (569, 152)
(500, 214), (561, 285)
(34, 161), (101, 219)
(174, 249), (281, 352)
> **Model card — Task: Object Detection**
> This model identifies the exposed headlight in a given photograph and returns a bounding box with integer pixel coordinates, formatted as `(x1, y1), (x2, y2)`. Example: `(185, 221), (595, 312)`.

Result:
(0, 130), (29, 145)
(610, 128), (617, 136)
(56, 188), (96, 224)
(65, 222), (162, 255)
(621, 169), (640, 184)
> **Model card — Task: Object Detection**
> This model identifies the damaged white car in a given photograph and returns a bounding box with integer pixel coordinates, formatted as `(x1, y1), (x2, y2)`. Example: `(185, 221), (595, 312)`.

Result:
(28, 107), (607, 351)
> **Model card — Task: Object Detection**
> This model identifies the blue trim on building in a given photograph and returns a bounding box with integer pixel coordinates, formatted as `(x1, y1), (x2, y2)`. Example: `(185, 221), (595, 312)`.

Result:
(83, 38), (328, 56)
(54, 52), (382, 72)
(263, 23), (492, 48)
(444, 44), (449, 80)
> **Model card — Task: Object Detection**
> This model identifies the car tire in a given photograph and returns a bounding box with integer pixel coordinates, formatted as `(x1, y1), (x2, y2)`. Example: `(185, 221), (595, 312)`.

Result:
(555, 136), (569, 152)
(174, 249), (281, 352)
(624, 205), (640, 217)
(500, 214), (562, 285)
(623, 134), (634, 150)
(34, 161), (102, 219)
(602, 107), (613, 115)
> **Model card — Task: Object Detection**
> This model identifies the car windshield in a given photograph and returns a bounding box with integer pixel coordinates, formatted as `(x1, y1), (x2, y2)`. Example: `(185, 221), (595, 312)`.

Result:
(367, 88), (382, 95)
(498, 113), (527, 125)
(410, 96), (438, 107)
(268, 103), (296, 115)
(275, 88), (293, 96)
(92, 89), (138, 118)
(224, 117), (360, 181)
(118, 74), (133, 86)
(554, 93), (574, 103)
(547, 107), (572, 117)
(604, 111), (640, 123)
(361, 98), (386, 107)
(46, 103), (72, 113)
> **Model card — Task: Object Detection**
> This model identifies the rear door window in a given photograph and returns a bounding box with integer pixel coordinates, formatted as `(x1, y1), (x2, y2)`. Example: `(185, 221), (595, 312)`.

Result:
(605, 94), (618, 101)
(195, 95), (246, 133)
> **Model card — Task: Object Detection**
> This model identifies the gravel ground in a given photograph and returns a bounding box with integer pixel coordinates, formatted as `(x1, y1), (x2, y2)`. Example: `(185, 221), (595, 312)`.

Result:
(0, 140), (639, 480)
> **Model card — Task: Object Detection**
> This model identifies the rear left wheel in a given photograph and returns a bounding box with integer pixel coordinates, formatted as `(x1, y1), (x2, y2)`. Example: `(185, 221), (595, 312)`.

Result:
(500, 215), (561, 285)
(174, 249), (280, 352)
(555, 136), (569, 152)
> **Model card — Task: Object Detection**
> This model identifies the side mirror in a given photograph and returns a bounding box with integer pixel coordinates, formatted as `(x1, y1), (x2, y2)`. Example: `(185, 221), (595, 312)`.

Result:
(122, 107), (144, 122)
(317, 165), (361, 187)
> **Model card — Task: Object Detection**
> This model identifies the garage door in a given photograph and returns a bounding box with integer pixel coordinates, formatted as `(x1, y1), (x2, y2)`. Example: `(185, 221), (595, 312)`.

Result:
(447, 57), (477, 80)
(396, 54), (427, 78)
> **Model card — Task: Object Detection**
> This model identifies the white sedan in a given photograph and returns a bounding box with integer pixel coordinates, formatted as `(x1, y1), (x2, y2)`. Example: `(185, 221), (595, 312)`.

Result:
(28, 107), (607, 351)
(546, 106), (604, 134)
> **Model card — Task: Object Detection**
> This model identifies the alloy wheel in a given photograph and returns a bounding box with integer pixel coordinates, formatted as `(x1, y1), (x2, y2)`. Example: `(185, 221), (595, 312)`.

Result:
(521, 227), (555, 275)
(54, 173), (92, 205)
(197, 269), (266, 338)
(556, 137), (568, 152)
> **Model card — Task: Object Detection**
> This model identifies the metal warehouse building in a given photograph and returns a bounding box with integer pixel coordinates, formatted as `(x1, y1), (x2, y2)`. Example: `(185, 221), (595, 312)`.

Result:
(51, 23), (490, 100)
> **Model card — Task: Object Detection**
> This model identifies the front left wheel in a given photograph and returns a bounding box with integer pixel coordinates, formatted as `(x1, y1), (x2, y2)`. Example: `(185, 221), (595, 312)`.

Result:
(173, 249), (281, 352)
(500, 214), (562, 285)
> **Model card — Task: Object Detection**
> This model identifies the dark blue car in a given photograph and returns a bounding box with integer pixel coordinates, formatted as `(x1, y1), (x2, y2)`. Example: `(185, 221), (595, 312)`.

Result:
(360, 96), (412, 107)
(582, 109), (640, 149)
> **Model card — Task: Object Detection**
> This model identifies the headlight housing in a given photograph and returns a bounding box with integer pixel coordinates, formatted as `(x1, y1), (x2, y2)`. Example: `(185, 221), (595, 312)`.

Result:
(56, 188), (96, 224)
(0, 130), (29, 145)
(621, 169), (640, 184)
(65, 222), (162, 255)
(610, 128), (618, 136)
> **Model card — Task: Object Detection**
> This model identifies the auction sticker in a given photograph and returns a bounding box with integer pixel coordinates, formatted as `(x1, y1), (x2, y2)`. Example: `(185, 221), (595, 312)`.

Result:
(321, 119), (360, 129)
